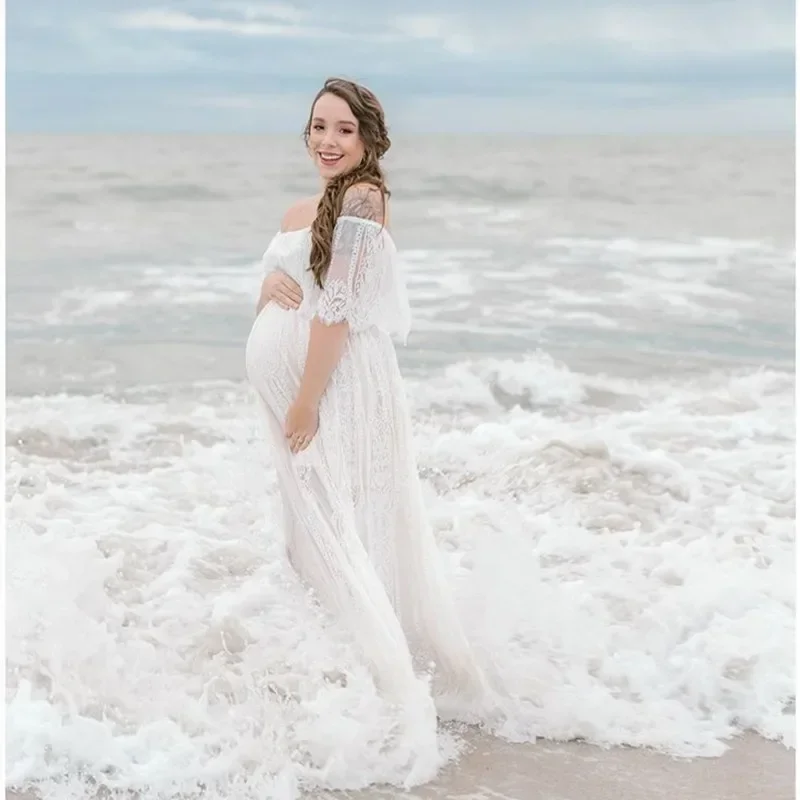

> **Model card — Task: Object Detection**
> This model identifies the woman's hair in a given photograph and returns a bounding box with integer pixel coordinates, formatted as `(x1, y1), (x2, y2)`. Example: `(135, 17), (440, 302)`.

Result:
(303, 77), (391, 288)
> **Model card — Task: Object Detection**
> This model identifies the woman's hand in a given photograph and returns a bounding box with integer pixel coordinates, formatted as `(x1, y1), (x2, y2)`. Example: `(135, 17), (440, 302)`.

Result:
(260, 271), (303, 311)
(284, 399), (319, 454)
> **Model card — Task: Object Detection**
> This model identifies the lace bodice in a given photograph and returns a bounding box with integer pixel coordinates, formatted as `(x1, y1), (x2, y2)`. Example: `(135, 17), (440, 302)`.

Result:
(261, 215), (411, 342)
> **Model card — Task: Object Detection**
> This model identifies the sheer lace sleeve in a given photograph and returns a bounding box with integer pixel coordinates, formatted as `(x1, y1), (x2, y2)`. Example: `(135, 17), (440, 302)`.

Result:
(315, 194), (411, 342)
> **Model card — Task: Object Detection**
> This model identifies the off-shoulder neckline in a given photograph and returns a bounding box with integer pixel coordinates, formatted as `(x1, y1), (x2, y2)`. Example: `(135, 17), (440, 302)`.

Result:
(278, 215), (387, 236)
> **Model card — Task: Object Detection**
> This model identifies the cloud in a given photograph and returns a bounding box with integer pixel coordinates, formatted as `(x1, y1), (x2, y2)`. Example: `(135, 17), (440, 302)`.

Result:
(391, 15), (476, 56)
(115, 9), (346, 39)
(216, 2), (310, 24)
(392, 1), (795, 60)
(576, 3), (793, 57)
(6, 0), (795, 133)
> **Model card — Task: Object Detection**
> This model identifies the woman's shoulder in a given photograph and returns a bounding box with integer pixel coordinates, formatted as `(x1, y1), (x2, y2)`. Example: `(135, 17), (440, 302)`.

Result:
(340, 183), (387, 225)
(280, 185), (392, 233)
(280, 194), (322, 232)
(336, 183), (393, 235)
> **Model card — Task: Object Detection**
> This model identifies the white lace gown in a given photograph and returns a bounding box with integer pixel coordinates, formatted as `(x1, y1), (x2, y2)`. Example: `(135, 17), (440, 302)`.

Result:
(245, 215), (494, 712)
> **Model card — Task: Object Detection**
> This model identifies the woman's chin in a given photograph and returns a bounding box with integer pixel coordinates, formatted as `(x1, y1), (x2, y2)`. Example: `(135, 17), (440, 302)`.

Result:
(316, 161), (350, 181)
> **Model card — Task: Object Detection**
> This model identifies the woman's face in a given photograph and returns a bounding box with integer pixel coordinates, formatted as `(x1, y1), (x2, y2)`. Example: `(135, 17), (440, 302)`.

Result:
(307, 92), (365, 181)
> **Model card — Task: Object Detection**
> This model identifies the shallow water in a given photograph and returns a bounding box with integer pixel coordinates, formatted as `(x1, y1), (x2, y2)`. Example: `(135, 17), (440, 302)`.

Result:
(6, 134), (795, 799)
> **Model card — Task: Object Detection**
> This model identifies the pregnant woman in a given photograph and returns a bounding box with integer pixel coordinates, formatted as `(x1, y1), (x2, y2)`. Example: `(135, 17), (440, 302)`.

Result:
(245, 78), (494, 729)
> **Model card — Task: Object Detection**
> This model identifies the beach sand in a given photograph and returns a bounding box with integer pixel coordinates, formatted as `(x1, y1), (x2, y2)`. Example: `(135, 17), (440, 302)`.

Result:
(312, 732), (795, 800)
(7, 733), (794, 800)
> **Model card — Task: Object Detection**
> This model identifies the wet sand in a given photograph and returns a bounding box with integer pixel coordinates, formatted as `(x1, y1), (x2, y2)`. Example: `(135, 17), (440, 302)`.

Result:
(8, 733), (794, 800)
(313, 732), (794, 800)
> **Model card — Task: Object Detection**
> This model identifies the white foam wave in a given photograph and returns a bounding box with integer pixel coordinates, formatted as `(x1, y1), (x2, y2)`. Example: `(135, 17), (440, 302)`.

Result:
(6, 354), (794, 798)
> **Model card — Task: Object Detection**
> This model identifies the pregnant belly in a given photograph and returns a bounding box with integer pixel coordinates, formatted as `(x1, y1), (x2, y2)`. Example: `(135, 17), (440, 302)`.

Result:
(245, 304), (309, 410)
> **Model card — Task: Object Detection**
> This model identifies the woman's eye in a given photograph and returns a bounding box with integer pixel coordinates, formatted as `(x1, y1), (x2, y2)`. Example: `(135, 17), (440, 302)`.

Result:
(313, 124), (324, 131)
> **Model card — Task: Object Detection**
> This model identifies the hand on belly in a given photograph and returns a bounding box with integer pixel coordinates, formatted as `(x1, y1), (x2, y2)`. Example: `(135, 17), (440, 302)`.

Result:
(258, 271), (304, 313)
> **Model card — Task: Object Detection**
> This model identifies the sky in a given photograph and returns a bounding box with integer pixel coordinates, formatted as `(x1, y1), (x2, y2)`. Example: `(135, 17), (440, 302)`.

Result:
(6, 0), (796, 134)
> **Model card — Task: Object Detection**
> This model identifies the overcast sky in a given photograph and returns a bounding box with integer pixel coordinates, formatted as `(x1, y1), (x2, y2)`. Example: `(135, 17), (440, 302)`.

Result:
(7, 0), (796, 134)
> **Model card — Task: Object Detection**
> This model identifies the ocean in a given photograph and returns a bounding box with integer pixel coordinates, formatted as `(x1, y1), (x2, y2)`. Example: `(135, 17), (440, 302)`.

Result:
(6, 134), (795, 799)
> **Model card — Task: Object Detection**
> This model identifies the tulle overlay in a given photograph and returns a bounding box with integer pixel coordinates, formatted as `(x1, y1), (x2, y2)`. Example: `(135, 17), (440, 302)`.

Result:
(245, 217), (502, 730)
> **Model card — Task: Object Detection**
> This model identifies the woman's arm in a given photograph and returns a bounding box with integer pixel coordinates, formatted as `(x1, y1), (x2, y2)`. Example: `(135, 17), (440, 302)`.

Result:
(295, 318), (349, 406)
(284, 183), (385, 453)
(285, 318), (349, 454)
(298, 183), (383, 398)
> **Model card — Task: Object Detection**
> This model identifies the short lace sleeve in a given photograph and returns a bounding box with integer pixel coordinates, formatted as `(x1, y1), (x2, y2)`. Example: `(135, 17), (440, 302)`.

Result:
(260, 233), (280, 275)
(315, 197), (411, 342)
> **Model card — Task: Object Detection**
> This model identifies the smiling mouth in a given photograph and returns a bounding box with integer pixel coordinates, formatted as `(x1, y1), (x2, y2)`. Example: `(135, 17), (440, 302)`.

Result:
(318, 153), (343, 165)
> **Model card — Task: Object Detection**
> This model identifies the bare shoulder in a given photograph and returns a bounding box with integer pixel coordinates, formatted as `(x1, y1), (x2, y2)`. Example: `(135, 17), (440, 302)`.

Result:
(341, 183), (386, 224)
(281, 194), (322, 232)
